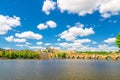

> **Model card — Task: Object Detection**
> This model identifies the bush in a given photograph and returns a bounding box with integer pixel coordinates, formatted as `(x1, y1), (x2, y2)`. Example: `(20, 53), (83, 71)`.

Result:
(2, 50), (40, 59)
(57, 52), (66, 58)
(0, 51), (3, 57)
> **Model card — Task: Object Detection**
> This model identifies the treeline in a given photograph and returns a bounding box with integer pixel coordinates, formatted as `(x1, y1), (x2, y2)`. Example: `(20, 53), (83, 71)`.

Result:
(76, 51), (119, 55)
(0, 50), (40, 59)
(53, 52), (66, 58)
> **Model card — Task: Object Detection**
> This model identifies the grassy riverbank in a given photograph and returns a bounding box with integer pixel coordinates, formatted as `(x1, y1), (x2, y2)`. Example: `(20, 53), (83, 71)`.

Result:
(0, 49), (40, 59)
(0, 48), (120, 60)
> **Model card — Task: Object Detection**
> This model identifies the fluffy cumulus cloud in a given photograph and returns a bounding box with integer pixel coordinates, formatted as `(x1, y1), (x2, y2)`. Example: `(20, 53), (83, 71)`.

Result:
(57, 38), (92, 50)
(99, 0), (120, 18)
(26, 42), (31, 45)
(59, 23), (95, 41)
(37, 23), (48, 30)
(42, 0), (56, 15)
(28, 46), (45, 50)
(97, 44), (118, 51)
(0, 15), (20, 35)
(13, 38), (26, 43)
(16, 44), (27, 47)
(5, 36), (14, 42)
(44, 43), (52, 46)
(57, 41), (118, 51)
(57, 0), (101, 16)
(81, 44), (118, 52)
(5, 36), (26, 43)
(58, 42), (85, 50)
(58, 42), (71, 48)
(15, 31), (43, 40)
(73, 39), (91, 44)
(104, 38), (116, 44)
(42, 0), (120, 18)
(36, 42), (43, 45)
(37, 20), (57, 30)
(46, 20), (57, 28)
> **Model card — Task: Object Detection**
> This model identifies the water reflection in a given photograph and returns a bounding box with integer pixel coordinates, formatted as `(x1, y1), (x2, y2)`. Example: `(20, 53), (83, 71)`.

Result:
(0, 59), (120, 80)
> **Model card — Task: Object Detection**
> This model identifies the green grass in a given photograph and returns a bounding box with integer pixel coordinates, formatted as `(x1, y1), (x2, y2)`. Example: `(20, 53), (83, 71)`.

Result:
(76, 51), (111, 55)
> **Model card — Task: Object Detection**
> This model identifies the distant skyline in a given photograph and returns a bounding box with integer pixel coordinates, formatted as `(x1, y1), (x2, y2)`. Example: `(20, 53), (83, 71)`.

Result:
(0, 0), (120, 51)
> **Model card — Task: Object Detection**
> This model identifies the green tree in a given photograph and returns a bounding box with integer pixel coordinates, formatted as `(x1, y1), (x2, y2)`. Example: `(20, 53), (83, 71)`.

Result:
(116, 33), (120, 52)
(57, 52), (66, 58)
(4, 50), (12, 58)
(0, 51), (3, 57)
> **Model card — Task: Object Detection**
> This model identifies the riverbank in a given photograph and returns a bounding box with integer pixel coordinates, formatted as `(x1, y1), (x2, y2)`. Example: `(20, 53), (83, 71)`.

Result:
(0, 48), (120, 60)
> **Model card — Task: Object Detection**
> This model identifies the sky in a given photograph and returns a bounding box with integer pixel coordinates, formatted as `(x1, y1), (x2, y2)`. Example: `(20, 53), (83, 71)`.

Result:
(0, 0), (120, 51)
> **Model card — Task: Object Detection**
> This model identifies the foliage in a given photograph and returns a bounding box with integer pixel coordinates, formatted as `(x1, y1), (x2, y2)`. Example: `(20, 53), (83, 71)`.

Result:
(0, 51), (3, 57)
(0, 50), (40, 59)
(55, 52), (66, 58)
(0, 48), (5, 51)
(115, 33), (120, 51)
(76, 51), (110, 55)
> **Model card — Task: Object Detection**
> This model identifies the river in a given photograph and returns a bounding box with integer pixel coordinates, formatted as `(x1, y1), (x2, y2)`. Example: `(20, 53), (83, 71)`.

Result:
(0, 59), (120, 80)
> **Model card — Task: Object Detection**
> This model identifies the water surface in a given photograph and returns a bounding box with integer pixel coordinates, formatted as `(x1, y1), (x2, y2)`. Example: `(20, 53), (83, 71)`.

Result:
(0, 59), (120, 80)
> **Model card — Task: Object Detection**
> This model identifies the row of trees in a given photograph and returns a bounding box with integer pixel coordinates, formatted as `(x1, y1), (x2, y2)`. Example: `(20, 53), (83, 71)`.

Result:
(0, 50), (40, 59)
(76, 51), (110, 55)
(53, 52), (66, 58)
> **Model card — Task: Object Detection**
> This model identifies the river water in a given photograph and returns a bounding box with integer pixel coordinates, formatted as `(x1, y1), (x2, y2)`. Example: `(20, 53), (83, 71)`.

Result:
(0, 59), (120, 80)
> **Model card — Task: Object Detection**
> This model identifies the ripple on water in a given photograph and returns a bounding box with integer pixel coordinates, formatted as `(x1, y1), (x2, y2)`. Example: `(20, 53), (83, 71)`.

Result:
(0, 59), (120, 80)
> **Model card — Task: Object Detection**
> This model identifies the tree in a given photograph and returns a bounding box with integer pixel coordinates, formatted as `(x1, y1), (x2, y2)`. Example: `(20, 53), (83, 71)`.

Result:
(115, 33), (120, 52)
(0, 51), (3, 57)
(57, 52), (66, 58)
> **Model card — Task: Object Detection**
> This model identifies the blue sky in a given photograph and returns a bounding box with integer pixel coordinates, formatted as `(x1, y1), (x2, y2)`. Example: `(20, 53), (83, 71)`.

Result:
(0, 0), (120, 51)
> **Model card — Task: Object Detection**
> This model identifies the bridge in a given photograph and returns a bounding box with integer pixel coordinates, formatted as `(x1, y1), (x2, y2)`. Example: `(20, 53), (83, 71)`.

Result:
(37, 48), (120, 60)
(66, 53), (120, 60)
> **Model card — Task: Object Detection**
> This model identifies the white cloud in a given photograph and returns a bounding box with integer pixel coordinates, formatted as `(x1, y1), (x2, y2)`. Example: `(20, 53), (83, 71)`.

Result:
(92, 41), (97, 44)
(57, 0), (101, 16)
(37, 23), (48, 30)
(26, 42), (31, 45)
(42, 0), (56, 15)
(5, 36), (14, 42)
(57, 41), (118, 51)
(16, 42), (31, 47)
(59, 23), (95, 41)
(28, 46), (45, 50)
(0, 15), (21, 35)
(57, 39), (91, 50)
(67, 25), (70, 28)
(104, 38), (116, 44)
(73, 39), (91, 44)
(15, 31), (43, 40)
(44, 43), (52, 46)
(3, 47), (11, 50)
(16, 44), (45, 50)
(76, 44), (118, 52)
(58, 42), (71, 48)
(14, 38), (26, 43)
(46, 20), (57, 28)
(99, 0), (120, 18)
(37, 20), (57, 30)
(58, 42), (87, 50)
(42, 0), (120, 18)
(97, 44), (118, 51)
(57, 39), (61, 41)
(16, 44), (28, 47)
(5, 35), (26, 43)
(36, 42), (43, 45)
(50, 46), (61, 50)
(101, 13), (111, 18)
